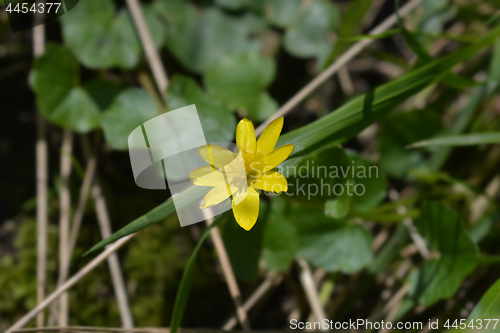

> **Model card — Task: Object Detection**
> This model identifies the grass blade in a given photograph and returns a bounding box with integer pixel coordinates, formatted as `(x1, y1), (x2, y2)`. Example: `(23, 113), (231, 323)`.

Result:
(170, 215), (225, 333)
(408, 133), (500, 148)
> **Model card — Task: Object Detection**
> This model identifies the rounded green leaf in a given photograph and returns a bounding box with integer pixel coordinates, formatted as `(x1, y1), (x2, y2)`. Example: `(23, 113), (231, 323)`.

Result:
(262, 201), (297, 272)
(50, 87), (101, 133)
(215, 0), (249, 10)
(284, 145), (350, 202)
(167, 75), (236, 143)
(29, 43), (78, 113)
(29, 43), (100, 133)
(264, 0), (302, 28)
(287, 205), (372, 273)
(101, 88), (159, 150)
(61, 0), (160, 69)
(154, 0), (263, 73)
(283, 0), (339, 58)
(205, 52), (276, 114)
(247, 92), (278, 122)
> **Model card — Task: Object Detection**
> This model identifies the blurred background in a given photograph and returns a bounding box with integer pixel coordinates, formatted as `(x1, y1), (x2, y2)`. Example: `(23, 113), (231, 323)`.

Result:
(1, 0), (500, 331)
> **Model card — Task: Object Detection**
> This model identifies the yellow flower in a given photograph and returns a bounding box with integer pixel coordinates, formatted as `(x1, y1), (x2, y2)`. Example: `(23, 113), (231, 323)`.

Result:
(189, 117), (294, 231)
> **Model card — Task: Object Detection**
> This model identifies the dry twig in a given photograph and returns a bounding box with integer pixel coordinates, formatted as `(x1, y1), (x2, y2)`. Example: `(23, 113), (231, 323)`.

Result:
(5, 235), (136, 333)
(34, 1), (47, 327)
(58, 129), (73, 326)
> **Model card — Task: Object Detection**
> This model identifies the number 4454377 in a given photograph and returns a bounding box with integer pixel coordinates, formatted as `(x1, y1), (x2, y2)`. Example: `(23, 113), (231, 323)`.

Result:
(444, 319), (499, 330)
(6, 2), (62, 14)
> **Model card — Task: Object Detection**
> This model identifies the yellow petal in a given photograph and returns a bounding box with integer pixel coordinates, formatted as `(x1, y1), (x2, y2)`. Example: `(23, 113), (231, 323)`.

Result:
(252, 171), (288, 193)
(256, 117), (283, 155)
(200, 180), (238, 209)
(236, 118), (256, 166)
(199, 144), (236, 169)
(263, 144), (295, 168)
(232, 187), (260, 231)
(189, 166), (226, 187)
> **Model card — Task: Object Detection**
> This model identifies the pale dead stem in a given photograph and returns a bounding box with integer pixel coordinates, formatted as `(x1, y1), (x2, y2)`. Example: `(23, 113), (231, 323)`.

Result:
(125, 0), (168, 96)
(58, 129), (73, 327)
(223, 273), (283, 330)
(34, 1), (47, 327)
(297, 259), (328, 332)
(6, 235), (136, 333)
(8, 1), (427, 331)
(92, 182), (135, 329)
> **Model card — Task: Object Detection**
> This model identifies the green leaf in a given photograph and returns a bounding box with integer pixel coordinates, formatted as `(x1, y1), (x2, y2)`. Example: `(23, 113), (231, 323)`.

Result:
(464, 278), (500, 332)
(262, 200), (297, 272)
(170, 215), (224, 333)
(29, 43), (100, 133)
(83, 78), (122, 111)
(167, 75), (236, 143)
(205, 53), (276, 113)
(378, 110), (443, 179)
(50, 88), (101, 133)
(264, 0), (302, 28)
(215, 0), (249, 10)
(324, 193), (351, 219)
(348, 155), (387, 213)
(408, 132), (500, 148)
(154, 0), (263, 73)
(292, 209), (372, 273)
(86, 26), (500, 255)
(284, 145), (350, 202)
(247, 92), (278, 122)
(101, 88), (159, 150)
(283, 0), (339, 58)
(409, 202), (478, 306)
(222, 210), (264, 281)
(61, 0), (160, 69)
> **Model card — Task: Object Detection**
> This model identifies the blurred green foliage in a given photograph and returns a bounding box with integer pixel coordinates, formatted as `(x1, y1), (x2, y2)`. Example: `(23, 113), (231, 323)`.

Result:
(1, 0), (500, 330)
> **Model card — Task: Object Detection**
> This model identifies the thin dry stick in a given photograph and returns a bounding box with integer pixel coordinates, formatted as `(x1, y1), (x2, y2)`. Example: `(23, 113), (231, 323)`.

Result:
(58, 129), (73, 327)
(34, 2), (47, 326)
(205, 216), (251, 331)
(5, 234), (136, 333)
(254, 0), (424, 136)
(92, 182), (135, 329)
(66, 157), (97, 262)
(223, 274), (283, 330)
(297, 259), (328, 332)
(49, 155), (96, 326)
(338, 67), (355, 96)
(125, 0), (168, 95)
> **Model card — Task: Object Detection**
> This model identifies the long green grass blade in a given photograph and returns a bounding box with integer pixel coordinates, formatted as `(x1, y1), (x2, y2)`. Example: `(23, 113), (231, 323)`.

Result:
(278, 25), (500, 165)
(170, 215), (224, 333)
(86, 25), (500, 255)
(408, 133), (500, 148)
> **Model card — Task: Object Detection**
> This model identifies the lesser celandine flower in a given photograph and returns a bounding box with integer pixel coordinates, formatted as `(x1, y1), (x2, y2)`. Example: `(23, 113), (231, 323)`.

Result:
(189, 117), (294, 230)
